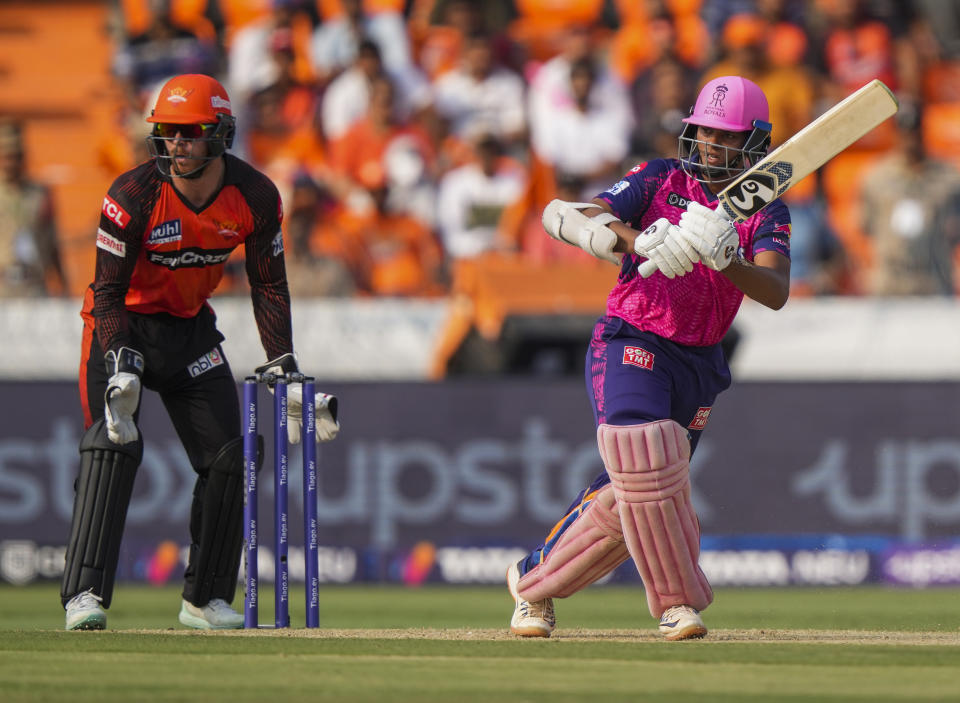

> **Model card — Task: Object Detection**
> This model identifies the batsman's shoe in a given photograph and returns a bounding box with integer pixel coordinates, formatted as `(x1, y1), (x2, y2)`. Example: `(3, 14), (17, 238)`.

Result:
(64, 589), (106, 631)
(178, 598), (244, 630)
(659, 605), (707, 641)
(507, 561), (555, 637)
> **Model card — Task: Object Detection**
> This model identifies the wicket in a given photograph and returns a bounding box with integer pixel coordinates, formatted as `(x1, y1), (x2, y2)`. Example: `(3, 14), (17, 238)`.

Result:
(242, 373), (320, 629)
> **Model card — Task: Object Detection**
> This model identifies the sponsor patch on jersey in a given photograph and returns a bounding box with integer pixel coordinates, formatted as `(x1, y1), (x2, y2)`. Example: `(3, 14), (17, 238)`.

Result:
(622, 346), (654, 370)
(628, 162), (647, 174)
(688, 407), (713, 430)
(102, 195), (130, 228)
(96, 228), (126, 257)
(187, 347), (224, 378)
(271, 231), (284, 256)
(147, 219), (182, 245)
(667, 192), (692, 209)
(774, 222), (792, 239)
(146, 247), (231, 269)
(608, 179), (630, 195)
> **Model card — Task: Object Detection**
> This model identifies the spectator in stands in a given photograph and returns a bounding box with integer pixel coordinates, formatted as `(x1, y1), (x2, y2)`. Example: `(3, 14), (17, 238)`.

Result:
(0, 119), (66, 298)
(629, 54), (697, 161)
(812, 0), (900, 102)
(313, 164), (447, 297)
(227, 0), (317, 118)
(411, 0), (485, 80)
(530, 56), (632, 200)
(432, 29), (528, 159)
(859, 105), (960, 295)
(310, 0), (413, 85)
(528, 24), (632, 162)
(243, 27), (326, 187)
(328, 73), (437, 225)
(321, 38), (433, 142)
(436, 132), (527, 260)
(113, 1), (221, 103)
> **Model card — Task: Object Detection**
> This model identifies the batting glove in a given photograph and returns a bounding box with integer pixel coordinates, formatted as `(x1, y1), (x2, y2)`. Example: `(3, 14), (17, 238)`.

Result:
(633, 217), (699, 279)
(676, 201), (740, 271)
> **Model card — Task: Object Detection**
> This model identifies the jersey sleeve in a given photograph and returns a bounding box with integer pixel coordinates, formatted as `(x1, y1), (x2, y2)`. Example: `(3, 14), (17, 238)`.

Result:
(92, 167), (154, 355)
(242, 174), (293, 361)
(750, 200), (792, 260)
(594, 159), (673, 225)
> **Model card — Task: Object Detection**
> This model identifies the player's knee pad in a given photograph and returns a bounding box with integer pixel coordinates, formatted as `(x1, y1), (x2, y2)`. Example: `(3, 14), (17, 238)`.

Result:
(61, 419), (143, 608)
(184, 437), (245, 606)
(517, 484), (631, 602)
(597, 420), (712, 617)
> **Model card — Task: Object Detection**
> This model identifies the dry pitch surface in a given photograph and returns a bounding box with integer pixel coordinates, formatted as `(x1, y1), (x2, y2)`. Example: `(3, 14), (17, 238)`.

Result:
(117, 627), (960, 646)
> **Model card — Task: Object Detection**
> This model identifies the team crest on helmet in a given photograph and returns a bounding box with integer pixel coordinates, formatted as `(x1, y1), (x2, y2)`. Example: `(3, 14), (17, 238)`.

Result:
(704, 84), (729, 119)
(166, 87), (194, 104)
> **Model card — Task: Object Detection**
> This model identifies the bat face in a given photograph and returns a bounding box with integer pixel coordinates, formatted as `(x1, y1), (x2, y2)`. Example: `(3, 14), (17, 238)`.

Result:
(720, 161), (794, 220)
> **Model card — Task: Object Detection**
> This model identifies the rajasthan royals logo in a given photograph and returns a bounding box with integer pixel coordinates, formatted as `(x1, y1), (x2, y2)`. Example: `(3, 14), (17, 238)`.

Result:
(711, 84), (728, 108)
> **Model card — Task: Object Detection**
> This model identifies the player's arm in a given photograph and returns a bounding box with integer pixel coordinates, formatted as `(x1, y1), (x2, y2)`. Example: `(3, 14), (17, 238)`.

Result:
(721, 250), (790, 309)
(244, 185), (293, 360)
(542, 198), (697, 278)
(92, 183), (148, 444)
(92, 190), (144, 354)
(677, 201), (790, 309)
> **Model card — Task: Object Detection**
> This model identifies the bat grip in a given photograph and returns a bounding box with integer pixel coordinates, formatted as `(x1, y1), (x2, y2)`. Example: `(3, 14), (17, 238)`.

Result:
(639, 259), (659, 278)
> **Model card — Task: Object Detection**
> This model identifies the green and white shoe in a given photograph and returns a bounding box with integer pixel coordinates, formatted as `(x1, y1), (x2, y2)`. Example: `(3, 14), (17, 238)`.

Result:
(178, 598), (244, 630)
(65, 589), (106, 631)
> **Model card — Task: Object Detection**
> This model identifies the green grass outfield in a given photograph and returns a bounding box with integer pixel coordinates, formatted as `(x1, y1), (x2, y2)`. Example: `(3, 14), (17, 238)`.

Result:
(2, 584), (959, 702)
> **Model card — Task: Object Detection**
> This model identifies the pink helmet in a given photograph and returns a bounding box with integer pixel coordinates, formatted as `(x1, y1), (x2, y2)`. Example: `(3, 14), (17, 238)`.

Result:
(678, 76), (772, 184)
(683, 76), (769, 131)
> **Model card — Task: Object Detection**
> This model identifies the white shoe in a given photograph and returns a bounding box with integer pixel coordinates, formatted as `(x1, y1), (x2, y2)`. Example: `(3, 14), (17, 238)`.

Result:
(507, 561), (555, 637)
(65, 588), (106, 631)
(659, 605), (707, 641)
(178, 598), (244, 630)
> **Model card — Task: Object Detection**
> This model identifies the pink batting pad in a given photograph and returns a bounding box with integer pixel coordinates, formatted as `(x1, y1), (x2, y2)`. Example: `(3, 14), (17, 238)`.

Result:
(597, 421), (713, 617)
(517, 484), (630, 602)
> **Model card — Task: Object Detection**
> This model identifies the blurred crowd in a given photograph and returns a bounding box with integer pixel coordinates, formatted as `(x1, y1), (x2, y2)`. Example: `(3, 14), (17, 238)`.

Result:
(4, 0), (960, 300)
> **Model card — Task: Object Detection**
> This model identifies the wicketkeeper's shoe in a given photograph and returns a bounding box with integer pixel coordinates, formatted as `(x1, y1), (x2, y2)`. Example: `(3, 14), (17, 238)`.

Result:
(507, 561), (555, 637)
(64, 588), (106, 631)
(178, 598), (244, 630)
(658, 605), (707, 641)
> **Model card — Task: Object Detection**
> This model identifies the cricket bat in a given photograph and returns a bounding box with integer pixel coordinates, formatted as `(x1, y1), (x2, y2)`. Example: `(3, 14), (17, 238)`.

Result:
(639, 78), (899, 278)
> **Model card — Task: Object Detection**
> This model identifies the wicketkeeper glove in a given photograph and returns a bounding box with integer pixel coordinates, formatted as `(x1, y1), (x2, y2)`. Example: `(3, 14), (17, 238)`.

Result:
(103, 347), (144, 445)
(256, 353), (340, 444)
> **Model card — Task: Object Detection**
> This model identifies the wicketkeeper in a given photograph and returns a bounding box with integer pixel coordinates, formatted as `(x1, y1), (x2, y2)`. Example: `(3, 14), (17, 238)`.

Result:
(61, 74), (340, 631)
(507, 76), (791, 640)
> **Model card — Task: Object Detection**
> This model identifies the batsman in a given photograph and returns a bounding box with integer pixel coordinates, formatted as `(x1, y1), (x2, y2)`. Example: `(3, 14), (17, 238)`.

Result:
(507, 76), (791, 640)
(61, 74), (340, 631)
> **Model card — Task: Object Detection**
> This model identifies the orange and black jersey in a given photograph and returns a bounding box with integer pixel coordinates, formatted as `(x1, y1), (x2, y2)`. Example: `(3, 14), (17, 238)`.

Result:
(85, 154), (292, 359)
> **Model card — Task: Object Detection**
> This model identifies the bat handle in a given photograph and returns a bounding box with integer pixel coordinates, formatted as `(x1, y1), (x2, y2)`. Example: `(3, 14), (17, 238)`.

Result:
(639, 259), (659, 278)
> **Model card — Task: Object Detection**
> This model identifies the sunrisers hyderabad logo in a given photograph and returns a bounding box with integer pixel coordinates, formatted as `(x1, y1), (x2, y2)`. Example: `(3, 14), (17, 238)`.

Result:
(214, 220), (240, 239)
(166, 86), (194, 104)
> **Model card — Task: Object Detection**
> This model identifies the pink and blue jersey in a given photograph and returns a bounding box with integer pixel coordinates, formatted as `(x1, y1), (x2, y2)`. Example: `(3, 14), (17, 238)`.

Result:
(597, 158), (791, 347)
